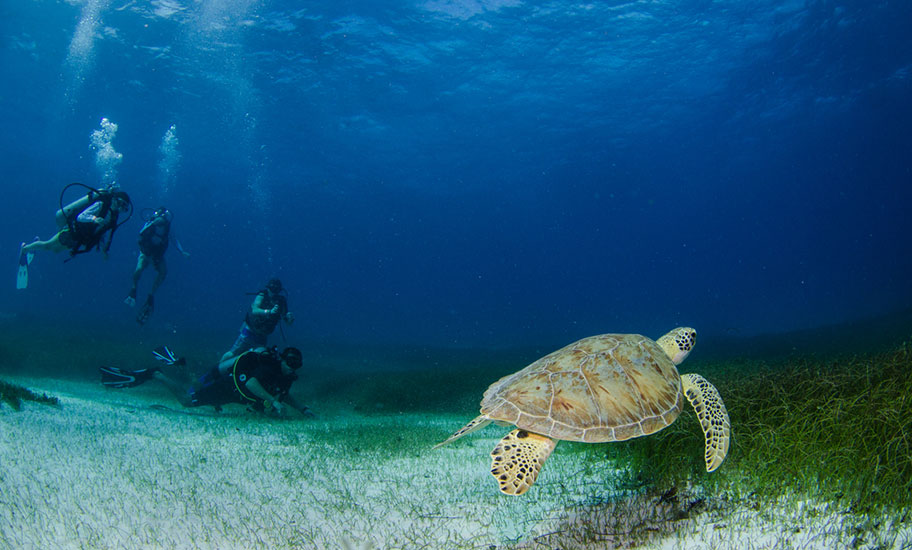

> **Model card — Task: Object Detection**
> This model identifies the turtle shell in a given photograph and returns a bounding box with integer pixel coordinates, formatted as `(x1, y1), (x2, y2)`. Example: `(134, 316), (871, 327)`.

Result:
(480, 333), (683, 443)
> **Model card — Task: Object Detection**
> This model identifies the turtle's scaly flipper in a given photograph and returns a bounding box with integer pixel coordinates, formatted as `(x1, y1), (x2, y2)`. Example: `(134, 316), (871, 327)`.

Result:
(490, 429), (556, 495)
(433, 415), (491, 449)
(681, 373), (730, 472)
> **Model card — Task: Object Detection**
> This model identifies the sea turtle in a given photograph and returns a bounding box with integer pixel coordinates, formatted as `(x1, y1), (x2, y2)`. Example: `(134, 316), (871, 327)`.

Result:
(434, 327), (730, 495)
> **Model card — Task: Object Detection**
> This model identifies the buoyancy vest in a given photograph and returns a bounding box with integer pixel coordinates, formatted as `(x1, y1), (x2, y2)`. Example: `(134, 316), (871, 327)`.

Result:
(138, 216), (171, 257)
(245, 292), (287, 335)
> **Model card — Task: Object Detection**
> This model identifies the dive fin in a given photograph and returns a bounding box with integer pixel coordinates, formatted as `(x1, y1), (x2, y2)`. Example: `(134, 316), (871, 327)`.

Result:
(136, 294), (154, 325)
(100, 366), (159, 388)
(153, 346), (186, 366)
(16, 244), (28, 290)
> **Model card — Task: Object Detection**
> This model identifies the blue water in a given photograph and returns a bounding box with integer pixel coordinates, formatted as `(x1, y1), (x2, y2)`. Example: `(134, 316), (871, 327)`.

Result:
(2, 0), (911, 351)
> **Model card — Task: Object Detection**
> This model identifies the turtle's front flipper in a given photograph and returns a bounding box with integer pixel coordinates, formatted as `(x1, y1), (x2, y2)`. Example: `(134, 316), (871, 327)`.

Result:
(490, 429), (556, 495)
(433, 415), (491, 449)
(681, 373), (730, 472)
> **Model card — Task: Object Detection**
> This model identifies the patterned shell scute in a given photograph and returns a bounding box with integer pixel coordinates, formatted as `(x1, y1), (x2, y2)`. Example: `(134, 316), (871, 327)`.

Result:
(480, 334), (684, 443)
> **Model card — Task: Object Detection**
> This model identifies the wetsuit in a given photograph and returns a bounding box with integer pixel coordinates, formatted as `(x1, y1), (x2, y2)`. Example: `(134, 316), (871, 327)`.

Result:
(59, 201), (118, 251)
(225, 292), (288, 358)
(187, 349), (297, 411)
(138, 215), (171, 263)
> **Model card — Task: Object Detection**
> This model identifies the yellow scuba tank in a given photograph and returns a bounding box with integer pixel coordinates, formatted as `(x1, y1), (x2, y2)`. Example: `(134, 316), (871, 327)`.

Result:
(55, 186), (101, 228)
(56, 194), (93, 228)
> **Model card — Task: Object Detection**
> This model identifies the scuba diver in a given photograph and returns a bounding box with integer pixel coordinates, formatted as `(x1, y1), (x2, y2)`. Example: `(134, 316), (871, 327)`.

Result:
(125, 206), (190, 325)
(220, 278), (295, 362)
(17, 183), (132, 289)
(100, 345), (315, 417)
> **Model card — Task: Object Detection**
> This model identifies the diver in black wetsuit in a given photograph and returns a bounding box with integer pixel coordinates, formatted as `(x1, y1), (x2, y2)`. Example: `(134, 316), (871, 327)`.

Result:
(186, 347), (313, 416)
(100, 346), (315, 418)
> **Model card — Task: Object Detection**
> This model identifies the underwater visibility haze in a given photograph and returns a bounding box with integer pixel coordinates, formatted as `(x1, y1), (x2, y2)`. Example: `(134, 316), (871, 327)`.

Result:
(3, 1), (912, 548)
(1, 0), (910, 351)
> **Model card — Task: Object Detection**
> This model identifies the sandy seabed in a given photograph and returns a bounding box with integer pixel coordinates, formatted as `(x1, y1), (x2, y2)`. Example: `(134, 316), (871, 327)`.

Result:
(1, 376), (909, 550)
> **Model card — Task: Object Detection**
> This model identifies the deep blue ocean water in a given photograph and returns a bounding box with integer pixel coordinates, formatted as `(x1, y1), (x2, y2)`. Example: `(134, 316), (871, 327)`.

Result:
(2, 0), (911, 352)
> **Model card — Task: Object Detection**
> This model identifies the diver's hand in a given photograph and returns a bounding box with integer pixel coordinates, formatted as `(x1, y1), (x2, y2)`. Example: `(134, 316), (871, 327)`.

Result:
(270, 305), (280, 316)
(181, 251), (191, 258)
(284, 312), (295, 324)
(270, 401), (285, 416)
(300, 407), (317, 419)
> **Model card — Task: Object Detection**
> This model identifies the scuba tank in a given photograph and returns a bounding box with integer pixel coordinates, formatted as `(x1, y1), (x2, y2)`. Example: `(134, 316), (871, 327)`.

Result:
(56, 186), (99, 228)
(55, 183), (133, 259)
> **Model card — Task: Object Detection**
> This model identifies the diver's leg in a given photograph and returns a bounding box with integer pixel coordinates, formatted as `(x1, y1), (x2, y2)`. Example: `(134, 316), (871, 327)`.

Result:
(22, 232), (68, 254)
(220, 326), (249, 363)
(152, 371), (192, 407)
(149, 256), (167, 295)
(220, 347), (239, 363)
(131, 254), (148, 289)
(184, 368), (225, 411)
(126, 254), (147, 306)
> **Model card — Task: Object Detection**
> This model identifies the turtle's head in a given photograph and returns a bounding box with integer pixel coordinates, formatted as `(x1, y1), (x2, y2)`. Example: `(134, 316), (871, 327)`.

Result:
(657, 327), (697, 365)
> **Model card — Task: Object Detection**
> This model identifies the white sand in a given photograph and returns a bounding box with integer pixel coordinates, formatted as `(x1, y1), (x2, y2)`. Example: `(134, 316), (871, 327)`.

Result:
(1, 376), (909, 549)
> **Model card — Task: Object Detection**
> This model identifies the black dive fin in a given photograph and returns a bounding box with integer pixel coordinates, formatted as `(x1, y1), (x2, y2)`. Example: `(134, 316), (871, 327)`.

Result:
(152, 346), (186, 366)
(100, 366), (159, 388)
(136, 294), (154, 325)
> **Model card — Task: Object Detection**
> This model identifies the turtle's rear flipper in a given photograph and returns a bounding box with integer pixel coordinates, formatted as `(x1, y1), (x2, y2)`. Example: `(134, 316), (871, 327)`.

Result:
(681, 373), (730, 472)
(433, 415), (491, 449)
(136, 295), (154, 325)
(490, 429), (556, 496)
